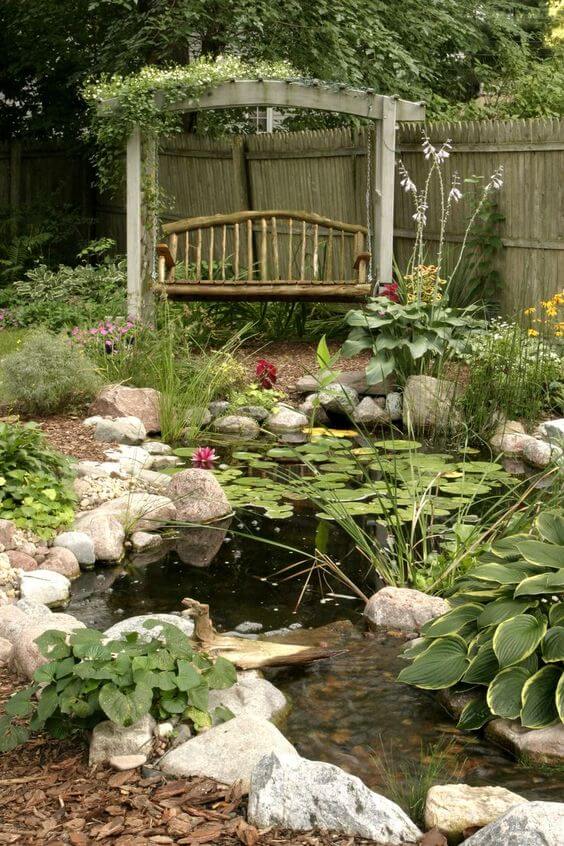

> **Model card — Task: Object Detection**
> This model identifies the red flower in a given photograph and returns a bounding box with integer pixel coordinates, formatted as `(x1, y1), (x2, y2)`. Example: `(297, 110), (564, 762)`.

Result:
(380, 282), (400, 302)
(256, 359), (277, 389)
(192, 446), (218, 469)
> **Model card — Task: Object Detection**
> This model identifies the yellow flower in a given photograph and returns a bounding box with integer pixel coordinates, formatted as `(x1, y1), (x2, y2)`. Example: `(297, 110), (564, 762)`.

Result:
(528, 328), (539, 337)
(523, 307), (536, 315)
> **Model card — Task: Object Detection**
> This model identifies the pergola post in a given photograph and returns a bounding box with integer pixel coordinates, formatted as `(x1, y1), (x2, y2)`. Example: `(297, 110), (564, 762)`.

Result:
(373, 97), (397, 291)
(126, 126), (155, 320)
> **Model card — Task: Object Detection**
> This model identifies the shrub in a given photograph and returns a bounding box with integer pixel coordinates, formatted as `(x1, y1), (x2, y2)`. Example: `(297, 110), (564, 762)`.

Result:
(0, 421), (75, 537)
(0, 621), (237, 752)
(1, 329), (101, 414)
(398, 510), (564, 732)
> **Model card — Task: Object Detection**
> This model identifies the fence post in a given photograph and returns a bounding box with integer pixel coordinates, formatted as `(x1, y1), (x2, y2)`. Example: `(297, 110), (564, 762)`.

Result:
(373, 98), (397, 290)
(126, 127), (155, 320)
(232, 136), (251, 210)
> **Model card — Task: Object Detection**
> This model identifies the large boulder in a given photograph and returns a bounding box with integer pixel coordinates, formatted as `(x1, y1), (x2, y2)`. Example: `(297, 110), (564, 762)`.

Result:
(425, 784), (527, 843)
(248, 752), (421, 844)
(54, 531), (96, 567)
(522, 437), (562, 468)
(0, 636), (13, 667)
(538, 418), (564, 441)
(6, 550), (38, 571)
(295, 370), (393, 397)
(208, 671), (288, 724)
(19, 570), (71, 608)
(352, 396), (389, 425)
(0, 552), (19, 597)
(89, 714), (156, 765)
(237, 405), (270, 423)
(386, 391), (403, 421)
(41, 548), (81, 580)
(168, 469), (231, 524)
(462, 801), (564, 846)
(76, 493), (176, 534)
(364, 586), (449, 633)
(76, 513), (125, 562)
(266, 408), (308, 434)
(489, 420), (529, 456)
(297, 394), (330, 425)
(158, 715), (298, 792)
(104, 445), (153, 474)
(485, 719), (564, 767)
(93, 416), (146, 445)
(318, 384), (359, 415)
(104, 613), (194, 643)
(213, 415), (260, 439)
(12, 613), (85, 679)
(89, 385), (161, 434)
(403, 375), (460, 430)
(0, 519), (16, 550)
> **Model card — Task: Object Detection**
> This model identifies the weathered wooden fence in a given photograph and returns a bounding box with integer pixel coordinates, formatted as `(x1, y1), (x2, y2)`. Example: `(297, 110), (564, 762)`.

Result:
(2, 118), (563, 311)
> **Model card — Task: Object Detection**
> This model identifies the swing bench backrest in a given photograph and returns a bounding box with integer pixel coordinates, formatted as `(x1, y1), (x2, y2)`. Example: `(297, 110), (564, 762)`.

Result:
(157, 210), (371, 301)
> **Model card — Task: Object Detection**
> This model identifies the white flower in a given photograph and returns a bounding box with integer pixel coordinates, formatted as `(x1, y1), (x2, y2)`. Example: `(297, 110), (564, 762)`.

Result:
(449, 185), (462, 202)
(412, 202), (428, 226)
(400, 174), (417, 193)
(422, 139), (434, 159)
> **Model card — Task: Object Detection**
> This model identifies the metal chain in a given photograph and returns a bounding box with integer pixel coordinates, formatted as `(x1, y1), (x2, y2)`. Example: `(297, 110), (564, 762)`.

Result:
(365, 127), (373, 285)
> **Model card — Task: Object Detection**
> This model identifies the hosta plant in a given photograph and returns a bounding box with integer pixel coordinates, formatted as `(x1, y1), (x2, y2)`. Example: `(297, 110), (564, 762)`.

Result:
(398, 510), (564, 731)
(0, 621), (237, 752)
(341, 298), (484, 384)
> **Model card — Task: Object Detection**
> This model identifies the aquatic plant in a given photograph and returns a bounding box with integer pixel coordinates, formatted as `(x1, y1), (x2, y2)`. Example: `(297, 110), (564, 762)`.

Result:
(0, 621), (237, 753)
(398, 509), (564, 731)
(192, 446), (218, 469)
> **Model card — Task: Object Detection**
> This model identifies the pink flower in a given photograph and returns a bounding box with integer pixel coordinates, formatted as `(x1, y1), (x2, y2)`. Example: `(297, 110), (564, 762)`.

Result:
(192, 446), (218, 468)
(380, 282), (400, 303)
(256, 359), (277, 389)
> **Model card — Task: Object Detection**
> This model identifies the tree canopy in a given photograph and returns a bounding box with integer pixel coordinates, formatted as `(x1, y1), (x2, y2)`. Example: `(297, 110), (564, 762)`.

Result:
(0, 0), (560, 142)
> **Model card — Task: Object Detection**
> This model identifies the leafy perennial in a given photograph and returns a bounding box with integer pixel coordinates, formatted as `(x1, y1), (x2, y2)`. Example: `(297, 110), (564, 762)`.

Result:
(0, 621), (237, 752)
(398, 510), (564, 732)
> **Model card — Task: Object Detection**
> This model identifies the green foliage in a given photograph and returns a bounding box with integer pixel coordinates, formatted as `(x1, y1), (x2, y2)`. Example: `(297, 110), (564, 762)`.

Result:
(1, 329), (101, 415)
(229, 384), (285, 413)
(398, 510), (564, 731)
(342, 297), (485, 384)
(84, 57), (296, 192)
(372, 738), (462, 828)
(461, 318), (563, 433)
(5, 254), (126, 331)
(0, 421), (75, 538)
(0, 621), (237, 752)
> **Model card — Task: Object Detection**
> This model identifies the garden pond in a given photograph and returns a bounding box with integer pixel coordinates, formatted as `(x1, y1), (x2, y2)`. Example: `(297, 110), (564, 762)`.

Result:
(68, 432), (564, 801)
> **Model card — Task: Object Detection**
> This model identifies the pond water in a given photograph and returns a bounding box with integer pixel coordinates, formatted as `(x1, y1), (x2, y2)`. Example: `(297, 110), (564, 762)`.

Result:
(68, 496), (564, 803)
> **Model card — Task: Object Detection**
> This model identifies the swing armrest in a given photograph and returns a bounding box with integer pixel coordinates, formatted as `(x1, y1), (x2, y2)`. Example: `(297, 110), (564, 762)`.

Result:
(353, 251), (371, 270)
(157, 243), (176, 268)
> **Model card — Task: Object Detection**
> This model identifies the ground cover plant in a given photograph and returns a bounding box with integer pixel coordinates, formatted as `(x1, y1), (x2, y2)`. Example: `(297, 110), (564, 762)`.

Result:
(0, 421), (75, 538)
(0, 620), (237, 752)
(398, 509), (564, 731)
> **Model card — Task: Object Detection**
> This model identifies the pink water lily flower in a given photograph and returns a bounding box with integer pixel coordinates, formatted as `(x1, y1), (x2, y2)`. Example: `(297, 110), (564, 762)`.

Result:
(192, 446), (218, 468)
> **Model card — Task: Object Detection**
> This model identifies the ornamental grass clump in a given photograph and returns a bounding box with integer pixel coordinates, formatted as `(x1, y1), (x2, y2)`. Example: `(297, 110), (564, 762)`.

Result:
(398, 509), (564, 732)
(1, 329), (101, 415)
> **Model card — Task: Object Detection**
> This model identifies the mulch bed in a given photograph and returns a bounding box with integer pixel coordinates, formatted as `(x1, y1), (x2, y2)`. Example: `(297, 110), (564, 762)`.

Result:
(37, 415), (109, 463)
(0, 669), (389, 846)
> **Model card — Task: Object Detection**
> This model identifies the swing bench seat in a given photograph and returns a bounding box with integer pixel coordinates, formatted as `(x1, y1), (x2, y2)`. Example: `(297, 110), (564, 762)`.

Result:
(157, 210), (371, 302)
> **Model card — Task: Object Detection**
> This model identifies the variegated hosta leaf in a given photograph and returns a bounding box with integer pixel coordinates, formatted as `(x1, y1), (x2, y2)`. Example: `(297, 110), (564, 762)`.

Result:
(470, 562), (535, 585)
(556, 672), (564, 723)
(420, 603), (483, 638)
(397, 636), (470, 690)
(541, 627), (564, 663)
(463, 642), (498, 686)
(492, 614), (547, 668)
(516, 540), (564, 570)
(477, 597), (536, 629)
(514, 570), (564, 597)
(487, 666), (532, 719)
(457, 694), (493, 731)
(520, 666), (561, 729)
(549, 603), (564, 627)
(536, 511), (564, 545)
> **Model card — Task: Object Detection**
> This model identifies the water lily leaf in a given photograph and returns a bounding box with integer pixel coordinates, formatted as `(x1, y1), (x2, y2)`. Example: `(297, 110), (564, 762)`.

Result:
(373, 439), (422, 451)
(439, 481), (491, 496)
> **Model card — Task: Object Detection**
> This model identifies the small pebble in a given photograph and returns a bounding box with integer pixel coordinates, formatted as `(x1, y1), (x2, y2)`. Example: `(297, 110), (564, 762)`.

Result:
(109, 754), (147, 771)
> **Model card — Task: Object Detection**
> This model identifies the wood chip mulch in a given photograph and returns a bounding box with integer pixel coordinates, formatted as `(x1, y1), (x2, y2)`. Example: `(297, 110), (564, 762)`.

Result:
(37, 415), (109, 463)
(0, 669), (396, 846)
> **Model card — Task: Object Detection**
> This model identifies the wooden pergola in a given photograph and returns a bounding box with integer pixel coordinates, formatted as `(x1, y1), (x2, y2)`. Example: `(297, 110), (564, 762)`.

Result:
(103, 79), (425, 317)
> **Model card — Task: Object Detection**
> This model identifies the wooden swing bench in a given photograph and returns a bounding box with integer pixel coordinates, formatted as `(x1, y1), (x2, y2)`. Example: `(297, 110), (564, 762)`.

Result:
(157, 210), (371, 302)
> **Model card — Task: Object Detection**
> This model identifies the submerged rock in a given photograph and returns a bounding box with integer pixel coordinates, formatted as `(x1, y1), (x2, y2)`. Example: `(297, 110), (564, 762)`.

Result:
(158, 715), (298, 791)
(485, 719), (564, 767)
(248, 752), (421, 843)
(364, 586), (449, 633)
(462, 801), (564, 845)
(168, 468), (231, 524)
(175, 520), (230, 567)
(89, 714), (156, 765)
(424, 784), (527, 843)
(89, 385), (161, 434)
